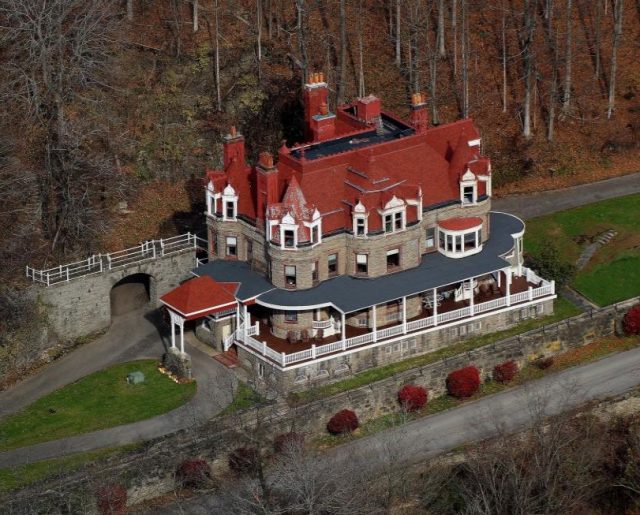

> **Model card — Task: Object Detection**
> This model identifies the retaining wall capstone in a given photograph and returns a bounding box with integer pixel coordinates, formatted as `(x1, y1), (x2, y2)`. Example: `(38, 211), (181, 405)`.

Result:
(4, 297), (638, 514)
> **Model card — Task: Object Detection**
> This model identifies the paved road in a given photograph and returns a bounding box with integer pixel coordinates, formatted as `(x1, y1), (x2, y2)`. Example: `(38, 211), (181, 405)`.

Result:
(492, 172), (640, 219)
(161, 346), (640, 514)
(0, 311), (235, 468)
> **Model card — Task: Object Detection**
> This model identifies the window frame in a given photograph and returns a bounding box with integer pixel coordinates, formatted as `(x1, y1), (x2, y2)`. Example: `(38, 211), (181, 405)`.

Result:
(355, 253), (368, 275)
(386, 248), (400, 271)
(284, 265), (297, 288)
(284, 311), (298, 323)
(327, 253), (338, 277)
(225, 236), (238, 257)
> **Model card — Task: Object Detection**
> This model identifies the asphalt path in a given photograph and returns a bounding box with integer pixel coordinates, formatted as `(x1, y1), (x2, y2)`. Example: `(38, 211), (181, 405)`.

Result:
(492, 172), (640, 219)
(159, 345), (640, 514)
(0, 311), (235, 468)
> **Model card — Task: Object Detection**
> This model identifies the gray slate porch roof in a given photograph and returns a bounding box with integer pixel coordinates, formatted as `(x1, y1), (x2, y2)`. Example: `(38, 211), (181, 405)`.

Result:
(193, 211), (524, 314)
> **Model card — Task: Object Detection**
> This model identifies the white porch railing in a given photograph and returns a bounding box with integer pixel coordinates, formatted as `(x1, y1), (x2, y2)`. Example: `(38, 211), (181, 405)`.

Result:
(26, 233), (201, 286)
(312, 319), (334, 330)
(234, 270), (556, 368)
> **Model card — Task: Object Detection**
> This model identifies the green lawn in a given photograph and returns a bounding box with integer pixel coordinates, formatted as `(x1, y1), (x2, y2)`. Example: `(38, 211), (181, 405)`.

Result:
(288, 297), (579, 405)
(0, 360), (196, 451)
(525, 193), (640, 305)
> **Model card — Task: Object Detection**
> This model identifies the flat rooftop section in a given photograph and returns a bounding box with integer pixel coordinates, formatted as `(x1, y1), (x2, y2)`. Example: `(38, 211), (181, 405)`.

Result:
(193, 212), (524, 313)
(289, 114), (415, 161)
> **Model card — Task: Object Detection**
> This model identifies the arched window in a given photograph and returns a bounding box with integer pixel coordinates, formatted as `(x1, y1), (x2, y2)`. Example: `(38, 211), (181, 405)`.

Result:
(352, 200), (368, 237)
(459, 170), (477, 205)
(221, 184), (238, 221)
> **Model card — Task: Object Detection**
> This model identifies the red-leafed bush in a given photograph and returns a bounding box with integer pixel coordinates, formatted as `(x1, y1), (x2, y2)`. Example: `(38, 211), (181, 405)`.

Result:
(326, 409), (359, 435)
(623, 304), (640, 335)
(534, 356), (554, 369)
(493, 360), (519, 383)
(176, 459), (212, 489)
(397, 384), (428, 412)
(96, 483), (127, 515)
(273, 432), (305, 453)
(446, 366), (481, 399)
(228, 447), (260, 474)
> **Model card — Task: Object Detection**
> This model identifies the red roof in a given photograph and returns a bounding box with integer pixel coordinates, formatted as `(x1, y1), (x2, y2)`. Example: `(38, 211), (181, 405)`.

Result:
(206, 92), (491, 235)
(160, 276), (238, 320)
(438, 216), (483, 231)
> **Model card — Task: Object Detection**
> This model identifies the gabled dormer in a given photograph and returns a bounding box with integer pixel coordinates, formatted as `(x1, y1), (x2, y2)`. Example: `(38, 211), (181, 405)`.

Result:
(379, 195), (406, 234)
(221, 184), (238, 221)
(352, 200), (368, 237)
(460, 169), (477, 205)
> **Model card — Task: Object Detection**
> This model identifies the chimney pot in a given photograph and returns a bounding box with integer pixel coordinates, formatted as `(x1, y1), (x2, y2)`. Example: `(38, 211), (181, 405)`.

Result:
(259, 151), (274, 168)
(319, 102), (329, 116)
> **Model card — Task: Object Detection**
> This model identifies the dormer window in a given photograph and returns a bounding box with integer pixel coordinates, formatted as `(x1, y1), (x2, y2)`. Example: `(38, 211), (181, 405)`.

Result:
(380, 196), (406, 234)
(437, 217), (484, 258)
(352, 200), (368, 237)
(221, 184), (238, 220)
(206, 181), (220, 217)
(279, 213), (299, 250)
(304, 209), (322, 247)
(460, 170), (477, 205)
(284, 230), (295, 248)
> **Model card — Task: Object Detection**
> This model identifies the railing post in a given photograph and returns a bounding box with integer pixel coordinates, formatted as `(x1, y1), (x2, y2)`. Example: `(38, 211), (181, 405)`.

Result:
(528, 286), (533, 301)
(551, 280), (555, 294)
(66, 267), (70, 282)
(152, 241), (156, 259)
(311, 344), (316, 359)
(107, 255), (112, 270)
(281, 352), (286, 366)
(342, 338), (347, 351)
(99, 254), (103, 272)
(262, 341), (267, 355)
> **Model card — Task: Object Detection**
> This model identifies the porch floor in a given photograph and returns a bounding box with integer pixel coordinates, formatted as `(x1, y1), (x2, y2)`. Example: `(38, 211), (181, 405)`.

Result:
(249, 275), (539, 356)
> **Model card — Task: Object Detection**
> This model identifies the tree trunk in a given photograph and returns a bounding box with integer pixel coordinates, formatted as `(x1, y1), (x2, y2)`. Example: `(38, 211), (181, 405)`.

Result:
(257, 0), (263, 79)
(395, 0), (402, 66)
(438, 0), (446, 57)
(337, 0), (347, 104)
(357, 0), (365, 97)
(501, 2), (507, 113)
(461, 0), (468, 117)
(607, 0), (623, 119)
(296, 0), (309, 85)
(214, 0), (222, 110)
(193, 0), (199, 32)
(451, 0), (457, 75)
(594, 0), (602, 78)
(522, 0), (536, 138)
(561, 0), (572, 113)
(127, 0), (133, 21)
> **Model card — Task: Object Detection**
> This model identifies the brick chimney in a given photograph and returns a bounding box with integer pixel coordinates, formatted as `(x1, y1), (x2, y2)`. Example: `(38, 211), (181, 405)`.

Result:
(356, 95), (381, 124)
(410, 92), (429, 134)
(223, 125), (246, 169)
(256, 151), (279, 220)
(303, 71), (329, 141)
(310, 102), (336, 141)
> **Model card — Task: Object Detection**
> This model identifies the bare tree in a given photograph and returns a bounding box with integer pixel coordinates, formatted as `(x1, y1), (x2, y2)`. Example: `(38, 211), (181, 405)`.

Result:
(607, 0), (624, 119)
(437, 0), (446, 56)
(561, 0), (573, 113)
(521, 0), (537, 138)
(337, 0), (347, 104)
(396, 0), (402, 65)
(0, 0), (121, 255)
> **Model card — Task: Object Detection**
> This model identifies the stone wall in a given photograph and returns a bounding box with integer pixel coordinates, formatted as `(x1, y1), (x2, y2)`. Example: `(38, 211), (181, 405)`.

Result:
(6, 297), (638, 513)
(38, 250), (196, 341)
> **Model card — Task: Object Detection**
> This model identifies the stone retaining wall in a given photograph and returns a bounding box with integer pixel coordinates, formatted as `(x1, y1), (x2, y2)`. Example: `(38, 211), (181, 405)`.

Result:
(4, 297), (638, 513)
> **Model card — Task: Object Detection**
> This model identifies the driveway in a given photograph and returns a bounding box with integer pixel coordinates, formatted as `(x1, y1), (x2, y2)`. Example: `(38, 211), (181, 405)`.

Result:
(0, 310), (235, 468)
(159, 345), (640, 514)
(493, 172), (640, 219)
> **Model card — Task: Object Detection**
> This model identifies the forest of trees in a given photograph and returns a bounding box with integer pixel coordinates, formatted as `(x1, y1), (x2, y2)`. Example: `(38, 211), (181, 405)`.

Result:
(0, 1), (638, 375)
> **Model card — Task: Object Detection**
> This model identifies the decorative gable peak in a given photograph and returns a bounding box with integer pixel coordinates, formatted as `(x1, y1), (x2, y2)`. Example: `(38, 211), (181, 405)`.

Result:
(354, 200), (367, 214)
(461, 169), (476, 182)
(384, 195), (405, 210)
(282, 176), (307, 211)
(282, 212), (296, 225)
(223, 184), (236, 196)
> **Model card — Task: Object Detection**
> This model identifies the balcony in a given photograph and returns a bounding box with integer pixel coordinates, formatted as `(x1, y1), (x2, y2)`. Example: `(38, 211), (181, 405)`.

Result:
(231, 269), (556, 369)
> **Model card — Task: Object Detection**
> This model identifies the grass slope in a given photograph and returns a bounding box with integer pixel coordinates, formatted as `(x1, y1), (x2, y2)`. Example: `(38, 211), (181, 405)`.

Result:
(0, 360), (196, 452)
(525, 193), (640, 305)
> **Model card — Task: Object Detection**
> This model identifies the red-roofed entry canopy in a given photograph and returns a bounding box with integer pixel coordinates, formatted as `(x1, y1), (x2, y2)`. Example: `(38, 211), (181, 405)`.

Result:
(160, 275), (238, 320)
(438, 216), (482, 232)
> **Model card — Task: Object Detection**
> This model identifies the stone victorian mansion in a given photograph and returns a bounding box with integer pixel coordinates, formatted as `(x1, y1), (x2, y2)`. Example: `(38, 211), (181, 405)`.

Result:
(160, 74), (556, 390)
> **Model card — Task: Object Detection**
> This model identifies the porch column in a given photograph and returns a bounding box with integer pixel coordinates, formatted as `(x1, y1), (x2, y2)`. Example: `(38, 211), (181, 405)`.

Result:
(341, 312), (346, 342)
(179, 320), (185, 353)
(433, 288), (438, 326)
(506, 269), (512, 306)
(469, 278), (475, 316)
(372, 304), (377, 342)
(402, 296), (407, 333)
(243, 303), (249, 338)
(170, 321), (176, 348)
(235, 300), (241, 332)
